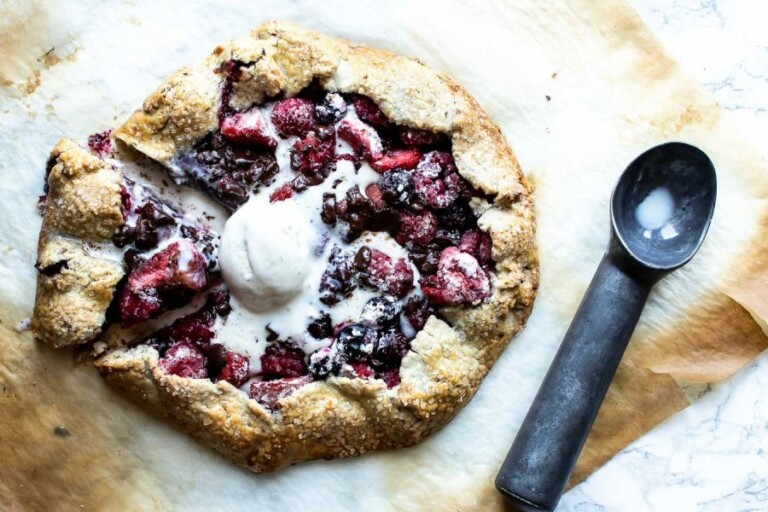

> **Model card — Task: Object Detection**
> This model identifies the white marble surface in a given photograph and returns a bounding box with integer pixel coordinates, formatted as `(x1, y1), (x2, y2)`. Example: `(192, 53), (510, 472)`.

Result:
(561, 1), (768, 510)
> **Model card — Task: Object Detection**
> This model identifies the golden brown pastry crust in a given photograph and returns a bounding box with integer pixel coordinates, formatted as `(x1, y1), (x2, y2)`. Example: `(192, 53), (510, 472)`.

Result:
(37, 21), (538, 471)
(32, 139), (124, 347)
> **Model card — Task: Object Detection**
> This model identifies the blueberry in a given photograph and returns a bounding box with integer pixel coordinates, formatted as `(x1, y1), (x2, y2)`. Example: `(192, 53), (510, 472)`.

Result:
(360, 295), (401, 328)
(315, 92), (347, 124)
(308, 348), (340, 379)
(335, 324), (376, 361)
(379, 169), (413, 206)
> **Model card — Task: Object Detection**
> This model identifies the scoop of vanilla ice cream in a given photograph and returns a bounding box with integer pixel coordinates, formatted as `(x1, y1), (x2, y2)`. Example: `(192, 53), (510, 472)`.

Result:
(218, 196), (316, 312)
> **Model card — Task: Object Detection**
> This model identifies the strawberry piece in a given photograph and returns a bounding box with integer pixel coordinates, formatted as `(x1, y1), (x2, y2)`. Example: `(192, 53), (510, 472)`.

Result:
(220, 108), (277, 149)
(271, 98), (317, 138)
(216, 351), (250, 387)
(394, 210), (438, 246)
(350, 95), (391, 127)
(421, 247), (491, 306)
(260, 342), (307, 378)
(269, 183), (294, 203)
(158, 342), (208, 379)
(371, 148), (422, 173)
(118, 240), (208, 326)
(337, 117), (384, 160)
(249, 376), (312, 409)
(399, 127), (441, 146)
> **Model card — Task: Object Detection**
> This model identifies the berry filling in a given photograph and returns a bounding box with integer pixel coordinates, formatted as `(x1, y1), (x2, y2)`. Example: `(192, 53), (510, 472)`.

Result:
(177, 131), (279, 210)
(148, 290), (247, 384)
(109, 179), (220, 326)
(118, 240), (210, 326)
(221, 107), (277, 148)
(118, 84), (495, 410)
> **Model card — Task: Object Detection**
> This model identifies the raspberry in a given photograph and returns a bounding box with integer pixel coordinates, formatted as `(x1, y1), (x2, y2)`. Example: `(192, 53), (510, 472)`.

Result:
(421, 151), (456, 170)
(158, 342), (208, 379)
(249, 376), (312, 409)
(271, 98), (317, 137)
(290, 131), (335, 175)
(399, 127), (441, 146)
(371, 149), (421, 173)
(315, 92), (347, 124)
(220, 107), (277, 148)
(337, 117), (384, 160)
(216, 351), (250, 387)
(260, 342), (307, 378)
(349, 95), (391, 127)
(421, 247), (491, 306)
(404, 296), (433, 330)
(394, 210), (438, 246)
(118, 241), (209, 326)
(412, 154), (461, 209)
(269, 183), (294, 203)
(355, 246), (414, 298)
(458, 230), (493, 266)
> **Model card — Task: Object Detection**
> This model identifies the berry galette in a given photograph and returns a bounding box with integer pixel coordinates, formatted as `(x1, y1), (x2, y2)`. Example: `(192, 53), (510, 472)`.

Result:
(31, 22), (538, 472)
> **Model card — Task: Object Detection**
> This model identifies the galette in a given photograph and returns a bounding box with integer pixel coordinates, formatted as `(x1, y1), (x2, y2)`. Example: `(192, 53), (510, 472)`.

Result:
(31, 21), (538, 472)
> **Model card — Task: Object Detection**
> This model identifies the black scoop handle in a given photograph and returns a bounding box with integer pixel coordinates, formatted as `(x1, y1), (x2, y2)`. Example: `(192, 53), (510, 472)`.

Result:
(495, 252), (653, 512)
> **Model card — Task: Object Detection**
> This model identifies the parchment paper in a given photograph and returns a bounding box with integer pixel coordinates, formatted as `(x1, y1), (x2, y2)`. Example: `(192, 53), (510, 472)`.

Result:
(2, 0), (768, 510)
